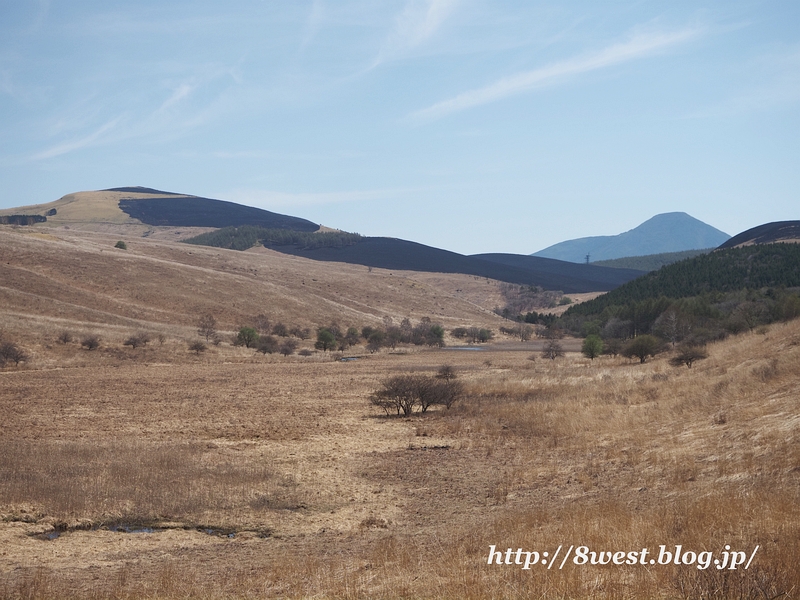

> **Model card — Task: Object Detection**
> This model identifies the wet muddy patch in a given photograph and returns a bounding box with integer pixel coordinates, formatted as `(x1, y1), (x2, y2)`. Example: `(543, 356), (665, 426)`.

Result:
(28, 520), (271, 541)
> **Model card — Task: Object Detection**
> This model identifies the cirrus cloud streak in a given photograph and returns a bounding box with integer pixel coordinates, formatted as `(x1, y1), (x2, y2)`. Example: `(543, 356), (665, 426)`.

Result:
(411, 26), (703, 122)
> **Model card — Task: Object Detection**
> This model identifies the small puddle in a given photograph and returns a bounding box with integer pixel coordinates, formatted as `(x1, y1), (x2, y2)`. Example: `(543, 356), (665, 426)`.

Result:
(200, 527), (236, 538)
(443, 346), (485, 351)
(31, 522), (270, 540)
(107, 523), (159, 534)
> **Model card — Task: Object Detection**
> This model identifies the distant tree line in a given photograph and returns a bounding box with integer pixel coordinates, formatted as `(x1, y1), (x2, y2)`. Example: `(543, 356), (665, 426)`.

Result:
(544, 244), (800, 367)
(0, 214), (47, 225)
(319, 317), (446, 352)
(494, 283), (567, 319)
(565, 244), (800, 319)
(184, 226), (362, 252)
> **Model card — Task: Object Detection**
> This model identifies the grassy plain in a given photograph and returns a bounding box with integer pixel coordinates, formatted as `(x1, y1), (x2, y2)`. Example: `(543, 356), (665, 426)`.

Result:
(1, 225), (799, 598)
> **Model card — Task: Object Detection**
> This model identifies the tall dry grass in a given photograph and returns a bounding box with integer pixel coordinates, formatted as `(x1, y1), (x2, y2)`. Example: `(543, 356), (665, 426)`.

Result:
(0, 440), (300, 528)
(2, 324), (799, 599)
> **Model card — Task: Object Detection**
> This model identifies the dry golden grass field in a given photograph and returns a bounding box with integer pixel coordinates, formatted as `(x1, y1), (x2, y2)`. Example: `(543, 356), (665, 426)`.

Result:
(1, 223), (799, 599)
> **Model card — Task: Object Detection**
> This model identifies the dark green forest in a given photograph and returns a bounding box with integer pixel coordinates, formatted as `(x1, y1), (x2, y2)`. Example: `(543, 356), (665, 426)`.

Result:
(558, 244), (800, 344)
(184, 226), (362, 252)
(591, 248), (711, 272)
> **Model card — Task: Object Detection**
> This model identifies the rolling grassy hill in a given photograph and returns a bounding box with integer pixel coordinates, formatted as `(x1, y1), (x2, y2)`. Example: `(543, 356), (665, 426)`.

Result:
(0, 187), (319, 232)
(3, 187), (643, 294)
(0, 226), (510, 346)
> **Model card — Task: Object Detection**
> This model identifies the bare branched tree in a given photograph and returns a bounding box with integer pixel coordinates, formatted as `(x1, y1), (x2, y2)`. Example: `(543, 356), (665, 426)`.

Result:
(197, 314), (217, 342)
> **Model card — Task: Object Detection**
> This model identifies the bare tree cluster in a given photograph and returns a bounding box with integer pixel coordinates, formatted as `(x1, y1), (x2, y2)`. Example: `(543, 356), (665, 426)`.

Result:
(0, 340), (28, 367)
(123, 332), (151, 349)
(81, 335), (100, 351)
(370, 367), (463, 416)
(496, 283), (565, 316)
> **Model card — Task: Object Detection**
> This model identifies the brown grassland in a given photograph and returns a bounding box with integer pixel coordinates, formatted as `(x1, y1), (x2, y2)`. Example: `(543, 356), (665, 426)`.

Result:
(1, 224), (799, 598)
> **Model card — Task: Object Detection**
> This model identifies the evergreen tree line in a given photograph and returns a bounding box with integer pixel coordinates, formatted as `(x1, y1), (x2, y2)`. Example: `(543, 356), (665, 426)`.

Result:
(556, 244), (800, 349)
(564, 244), (800, 319)
(184, 225), (362, 251)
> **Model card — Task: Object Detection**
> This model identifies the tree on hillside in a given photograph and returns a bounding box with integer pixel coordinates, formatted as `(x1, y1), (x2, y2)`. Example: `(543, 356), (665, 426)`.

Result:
(189, 340), (207, 355)
(257, 335), (279, 354)
(279, 339), (298, 356)
(514, 324), (534, 342)
(315, 328), (336, 352)
(197, 314), (217, 342)
(602, 338), (624, 357)
(669, 344), (708, 368)
(542, 339), (564, 360)
(236, 326), (259, 348)
(435, 365), (463, 409)
(344, 327), (361, 349)
(653, 308), (690, 347)
(366, 330), (386, 353)
(581, 335), (603, 360)
(0, 341), (27, 367)
(81, 335), (100, 351)
(290, 326), (311, 339)
(370, 373), (460, 416)
(123, 333), (149, 349)
(253, 314), (271, 335)
(622, 335), (662, 364)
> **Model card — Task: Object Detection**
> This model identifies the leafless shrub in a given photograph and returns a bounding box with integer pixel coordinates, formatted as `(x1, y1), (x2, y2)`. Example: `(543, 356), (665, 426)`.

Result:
(290, 326), (311, 340)
(188, 341), (207, 355)
(298, 349), (313, 357)
(0, 341), (28, 366)
(80, 335), (100, 351)
(253, 313), (271, 335)
(123, 332), (151, 349)
(541, 339), (564, 360)
(669, 344), (709, 368)
(279, 339), (298, 356)
(371, 373), (461, 416)
(753, 358), (780, 382)
(257, 335), (278, 354)
(197, 313), (217, 342)
(57, 331), (73, 344)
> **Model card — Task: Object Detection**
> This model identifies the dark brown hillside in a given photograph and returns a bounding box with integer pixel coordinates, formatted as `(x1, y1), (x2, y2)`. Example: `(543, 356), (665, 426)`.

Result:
(264, 237), (644, 293)
(717, 220), (800, 248)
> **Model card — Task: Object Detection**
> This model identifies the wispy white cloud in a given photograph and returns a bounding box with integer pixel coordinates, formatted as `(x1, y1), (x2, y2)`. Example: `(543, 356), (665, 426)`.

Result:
(32, 117), (122, 159)
(157, 83), (194, 113)
(27, 64), (240, 161)
(372, 0), (459, 67)
(411, 26), (703, 121)
(301, 0), (326, 48)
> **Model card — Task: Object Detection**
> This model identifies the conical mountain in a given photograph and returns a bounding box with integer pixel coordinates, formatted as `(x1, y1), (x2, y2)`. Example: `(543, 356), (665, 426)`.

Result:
(531, 212), (730, 263)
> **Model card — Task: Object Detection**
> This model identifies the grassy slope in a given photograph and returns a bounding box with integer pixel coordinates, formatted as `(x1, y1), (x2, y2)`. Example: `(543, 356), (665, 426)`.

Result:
(0, 227), (507, 345)
(1, 315), (798, 598)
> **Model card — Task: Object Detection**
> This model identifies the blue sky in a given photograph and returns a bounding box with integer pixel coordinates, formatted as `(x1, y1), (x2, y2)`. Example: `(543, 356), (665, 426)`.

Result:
(1, 1), (798, 255)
